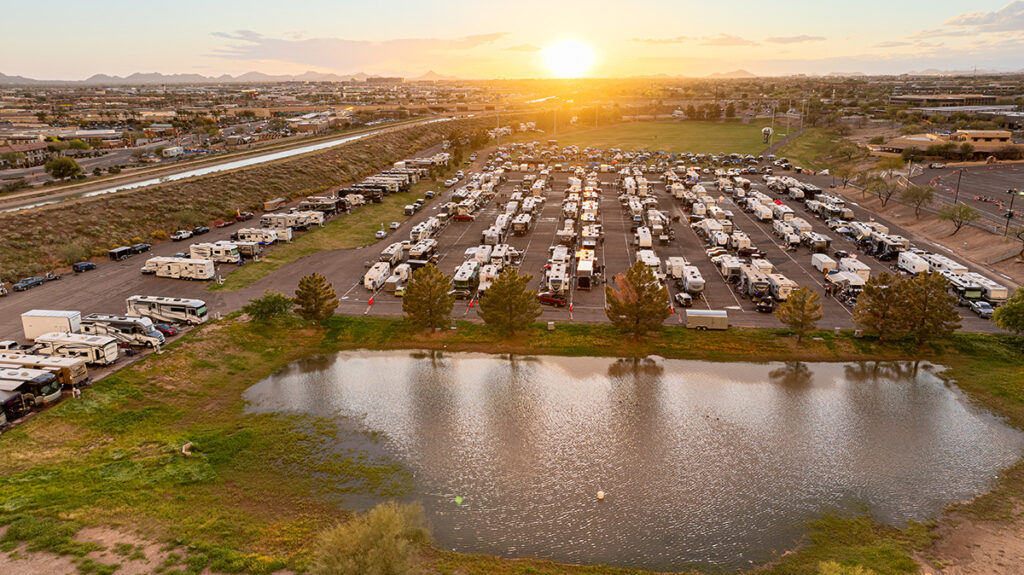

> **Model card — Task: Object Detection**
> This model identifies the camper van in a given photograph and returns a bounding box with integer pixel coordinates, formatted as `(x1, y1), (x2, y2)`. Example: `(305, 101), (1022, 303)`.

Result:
(81, 314), (165, 348)
(125, 296), (208, 325)
(190, 242), (241, 264)
(142, 257), (216, 280)
(31, 332), (119, 366)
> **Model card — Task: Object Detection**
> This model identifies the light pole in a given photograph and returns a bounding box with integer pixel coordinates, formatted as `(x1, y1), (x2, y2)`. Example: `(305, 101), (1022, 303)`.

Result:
(1005, 188), (1021, 237)
(954, 167), (966, 204)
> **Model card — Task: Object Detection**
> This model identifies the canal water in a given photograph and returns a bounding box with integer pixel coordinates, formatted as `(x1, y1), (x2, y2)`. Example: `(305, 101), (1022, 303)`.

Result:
(244, 351), (1024, 570)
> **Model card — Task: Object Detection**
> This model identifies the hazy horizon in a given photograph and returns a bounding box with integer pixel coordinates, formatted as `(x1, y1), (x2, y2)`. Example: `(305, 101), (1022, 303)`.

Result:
(2, 0), (1023, 80)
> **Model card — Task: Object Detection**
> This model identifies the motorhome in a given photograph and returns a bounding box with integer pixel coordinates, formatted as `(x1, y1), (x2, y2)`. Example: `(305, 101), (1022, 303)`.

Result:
(81, 314), (165, 348)
(960, 272), (1009, 305)
(125, 296), (208, 325)
(943, 271), (983, 302)
(291, 210), (325, 227)
(750, 258), (774, 275)
(801, 232), (832, 254)
(752, 204), (773, 221)
(666, 257), (688, 280)
(233, 228), (280, 244)
(0, 366), (62, 407)
(718, 255), (742, 282)
(379, 242), (405, 266)
(826, 271), (866, 295)
(839, 257), (871, 281)
(549, 245), (571, 265)
(215, 240), (262, 258)
(490, 244), (516, 270)
(32, 332), (119, 365)
(772, 204), (795, 222)
(897, 252), (930, 276)
(452, 261), (481, 299)
(730, 232), (751, 251)
(477, 264), (501, 293)
(637, 250), (664, 280)
(409, 239), (438, 260)
(190, 242), (241, 264)
(0, 353), (88, 388)
(512, 214), (533, 236)
(545, 263), (571, 294)
(683, 266), (705, 294)
(739, 265), (772, 300)
(142, 257), (216, 280)
(364, 262), (391, 291)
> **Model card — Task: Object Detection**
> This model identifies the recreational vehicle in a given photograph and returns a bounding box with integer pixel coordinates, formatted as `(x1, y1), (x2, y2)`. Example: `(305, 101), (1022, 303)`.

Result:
(31, 332), (119, 365)
(81, 314), (165, 348)
(125, 296), (208, 325)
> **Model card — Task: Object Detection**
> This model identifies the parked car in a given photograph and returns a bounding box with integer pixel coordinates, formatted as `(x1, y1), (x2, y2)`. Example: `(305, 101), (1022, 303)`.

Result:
(425, 190), (436, 199)
(375, 230), (388, 239)
(754, 298), (776, 313)
(236, 211), (254, 221)
(130, 243), (151, 254)
(153, 324), (180, 337)
(674, 292), (693, 307)
(929, 163), (946, 169)
(192, 226), (210, 236)
(171, 230), (193, 241)
(73, 262), (97, 273)
(537, 292), (568, 307)
(969, 300), (994, 319)
(214, 219), (235, 228)
(13, 276), (44, 291)
(389, 221), (401, 230)
(833, 250), (850, 260)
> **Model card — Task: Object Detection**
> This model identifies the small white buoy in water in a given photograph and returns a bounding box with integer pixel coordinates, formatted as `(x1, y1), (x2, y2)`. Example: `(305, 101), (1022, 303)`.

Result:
(597, 490), (605, 501)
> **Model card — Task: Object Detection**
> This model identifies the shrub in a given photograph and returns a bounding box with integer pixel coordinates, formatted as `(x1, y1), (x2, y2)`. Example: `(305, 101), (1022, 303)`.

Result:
(309, 501), (431, 575)
(150, 230), (168, 241)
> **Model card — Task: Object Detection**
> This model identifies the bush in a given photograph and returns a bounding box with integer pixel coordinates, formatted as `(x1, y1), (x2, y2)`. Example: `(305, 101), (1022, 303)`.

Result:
(242, 291), (294, 323)
(57, 242), (92, 265)
(150, 230), (168, 241)
(868, 136), (885, 145)
(309, 501), (431, 575)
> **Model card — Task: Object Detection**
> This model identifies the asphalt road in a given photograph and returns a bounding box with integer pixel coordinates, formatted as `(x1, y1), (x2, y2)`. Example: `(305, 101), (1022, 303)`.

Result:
(911, 162), (1024, 229)
(0, 164), (1004, 342)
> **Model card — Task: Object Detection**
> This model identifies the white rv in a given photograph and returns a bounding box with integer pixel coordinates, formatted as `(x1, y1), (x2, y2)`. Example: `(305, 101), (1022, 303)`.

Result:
(142, 257), (216, 280)
(839, 257), (871, 281)
(32, 332), (119, 366)
(897, 252), (930, 276)
(81, 314), (165, 347)
(125, 295), (208, 325)
(190, 242), (241, 264)
(364, 262), (391, 290)
(234, 228), (280, 244)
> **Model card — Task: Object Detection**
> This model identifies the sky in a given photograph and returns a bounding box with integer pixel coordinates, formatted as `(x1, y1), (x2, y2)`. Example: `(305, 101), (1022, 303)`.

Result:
(2, 0), (1023, 79)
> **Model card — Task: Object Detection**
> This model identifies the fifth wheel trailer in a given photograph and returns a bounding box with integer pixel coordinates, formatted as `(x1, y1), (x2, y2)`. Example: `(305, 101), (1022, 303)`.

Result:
(142, 257), (216, 280)
(21, 310), (81, 341)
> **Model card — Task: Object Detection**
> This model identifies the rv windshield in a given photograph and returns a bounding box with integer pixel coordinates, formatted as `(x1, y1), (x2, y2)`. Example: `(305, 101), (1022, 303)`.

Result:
(193, 305), (208, 319)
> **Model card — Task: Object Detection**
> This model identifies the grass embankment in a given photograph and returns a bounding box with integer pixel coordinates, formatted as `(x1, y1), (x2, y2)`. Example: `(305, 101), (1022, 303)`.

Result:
(550, 121), (768, 156)
(3, 315), (1022, 574)
(774, 128), (869, 172)
(0, 116), (498, 282)
(213, 180), (443, 292)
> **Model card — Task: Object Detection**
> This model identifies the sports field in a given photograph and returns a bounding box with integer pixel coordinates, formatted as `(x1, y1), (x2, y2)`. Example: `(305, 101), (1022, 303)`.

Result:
(551, 121), (770, 155)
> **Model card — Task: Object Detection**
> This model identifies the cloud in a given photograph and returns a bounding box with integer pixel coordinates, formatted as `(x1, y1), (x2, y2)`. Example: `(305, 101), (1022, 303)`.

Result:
(700, 34), (758, 46)
(210, 31), (508, 72)
(764, 35), (824, 44)
(945, 1), (1024, 32)
(633, 36), (688, 44)
(505, 43), (541, 52)
(875, 40), (912, 48)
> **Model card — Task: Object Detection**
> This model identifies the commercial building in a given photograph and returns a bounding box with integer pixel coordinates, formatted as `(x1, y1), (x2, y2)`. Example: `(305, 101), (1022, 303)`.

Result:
(890, 94), (999, 107)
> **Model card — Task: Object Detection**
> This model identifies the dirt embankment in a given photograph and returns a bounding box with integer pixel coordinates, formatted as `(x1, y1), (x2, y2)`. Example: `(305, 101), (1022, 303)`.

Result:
(0, 116), (497, 281)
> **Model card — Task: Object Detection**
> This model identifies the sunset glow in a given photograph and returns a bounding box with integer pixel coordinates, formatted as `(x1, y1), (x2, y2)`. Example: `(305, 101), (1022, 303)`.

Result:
(543, 39), (595, 79)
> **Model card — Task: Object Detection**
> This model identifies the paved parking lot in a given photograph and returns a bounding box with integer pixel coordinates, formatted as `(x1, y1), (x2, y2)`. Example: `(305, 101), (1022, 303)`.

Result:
(0, 165), (1007, 342)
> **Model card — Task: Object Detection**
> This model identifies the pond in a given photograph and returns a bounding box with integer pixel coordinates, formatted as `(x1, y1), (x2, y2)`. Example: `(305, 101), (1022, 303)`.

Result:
(244, 351), (1024, 571)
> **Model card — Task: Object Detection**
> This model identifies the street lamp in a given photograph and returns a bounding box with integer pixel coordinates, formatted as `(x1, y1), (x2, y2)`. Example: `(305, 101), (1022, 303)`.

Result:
(954, 167), (966, 204)
(1005, 188), (1022, 238)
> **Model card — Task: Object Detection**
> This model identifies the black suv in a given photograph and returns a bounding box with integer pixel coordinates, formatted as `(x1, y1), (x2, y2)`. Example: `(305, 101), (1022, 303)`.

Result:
(192, 226), (210, 236)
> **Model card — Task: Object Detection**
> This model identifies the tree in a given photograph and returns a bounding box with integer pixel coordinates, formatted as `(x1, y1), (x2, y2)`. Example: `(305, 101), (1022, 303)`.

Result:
(725, 102), (736, 118)
(899, 184), (934, 218)
(992, 286), (1024, 335)
(866, 174), (899, 207)
(266, 117), (288, 132)
(901, 146), (924, 163)
(899, 272), (961, 347)
(604, 260), (672, 337)
(402, 263), (454, 331)
(775, 286), (822, 343)
(309, 501), (431, 575)
(874, 157), (904, 179)
(67, 139), (91, 150)
(685, 104), (699, 120)
(938, 203), (979, 235)
(960, 142), (975, 161)
(476, 268), (541, 336)
(1, 151), (26, 167)
(294, 273), (339, 324)
(852, 272), (906, 340)
(243, 290), (294, 323)
(44, 157), (81, 180)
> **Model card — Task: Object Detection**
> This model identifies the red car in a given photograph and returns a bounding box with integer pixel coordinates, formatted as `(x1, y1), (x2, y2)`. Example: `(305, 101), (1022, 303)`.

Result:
(537, 292), (567, 307)
(153, 324), (180, 337)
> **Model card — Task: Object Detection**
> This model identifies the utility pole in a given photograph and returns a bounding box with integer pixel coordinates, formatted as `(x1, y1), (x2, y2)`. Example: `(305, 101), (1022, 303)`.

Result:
(1006, 188), (1021, 238)
(954, 168), (965, 204)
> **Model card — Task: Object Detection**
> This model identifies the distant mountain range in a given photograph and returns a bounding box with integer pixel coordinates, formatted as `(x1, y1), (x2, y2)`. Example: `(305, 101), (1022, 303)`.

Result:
(706, 69), (757, 79)
(0, 70), (459, 86)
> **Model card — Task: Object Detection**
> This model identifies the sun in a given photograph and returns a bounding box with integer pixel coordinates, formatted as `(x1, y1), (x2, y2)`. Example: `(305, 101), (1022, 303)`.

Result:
(543, 39), (595, 78)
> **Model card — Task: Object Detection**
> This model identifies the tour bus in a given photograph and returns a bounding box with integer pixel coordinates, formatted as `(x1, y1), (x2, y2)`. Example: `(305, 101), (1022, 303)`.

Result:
(81, 314), (165, 348)
(0, 352), (89, 387)
(125, 295), (209, 326)
(0, 366), (62, 407)
(32, 332), (120, 366)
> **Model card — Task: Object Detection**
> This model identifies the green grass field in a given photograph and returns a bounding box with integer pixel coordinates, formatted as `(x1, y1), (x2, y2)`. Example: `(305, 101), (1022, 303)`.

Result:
(549, 121), (770, 155)
(775, 128), (869, 172)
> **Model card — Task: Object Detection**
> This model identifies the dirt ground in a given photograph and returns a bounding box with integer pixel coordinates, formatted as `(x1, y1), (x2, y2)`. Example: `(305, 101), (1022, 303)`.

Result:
(846, 123), (902, 146)
(833, 185), (1024, 286)
(917, 507), (1024, 575)
(0, 525), (294, 575)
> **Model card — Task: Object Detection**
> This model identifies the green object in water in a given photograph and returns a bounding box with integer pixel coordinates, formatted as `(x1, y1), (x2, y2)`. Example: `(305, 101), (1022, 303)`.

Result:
(455, 496), (463, 504)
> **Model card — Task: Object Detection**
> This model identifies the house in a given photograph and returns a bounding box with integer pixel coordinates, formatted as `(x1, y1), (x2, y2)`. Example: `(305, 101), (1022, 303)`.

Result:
(0, 141), (50, 168)
(874, 129), (1018, 160)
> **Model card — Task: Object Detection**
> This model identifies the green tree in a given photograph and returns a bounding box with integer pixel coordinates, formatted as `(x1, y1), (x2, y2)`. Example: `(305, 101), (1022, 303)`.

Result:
(901, 146), (924, 163)
(476, 268), (541, 336)
(294, 273), (339, 324)
(775, 286), (822, 343)
(938, 203), (979, 235)
(243, 290), (294, 323)
(402, 263), (454, 331)
(266, 117), (288, 131)
(44, 157), (81, 180)
(685, 104), (699, 120)
(0, 151), (25, 167)
(67, 139), (91, 150)
(725, 102), (736, 118)
(852, 272), (906, 340)
(899, 272), (961, 347)
(309, 501), (431, 575)
(992, 286), (1024, 335)
(899, 184), (934, 218)
(866, 174), (899, 207)
(959, 142), (975, 161)
(604, 260), (672, 337)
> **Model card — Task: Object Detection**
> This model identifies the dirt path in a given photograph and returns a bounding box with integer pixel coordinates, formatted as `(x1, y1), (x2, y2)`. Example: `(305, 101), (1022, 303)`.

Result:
(917, 508), (1024, 575)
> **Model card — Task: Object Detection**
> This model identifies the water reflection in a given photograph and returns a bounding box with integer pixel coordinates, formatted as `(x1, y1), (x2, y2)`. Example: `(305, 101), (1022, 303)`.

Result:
(244, 352), (1024, 571)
